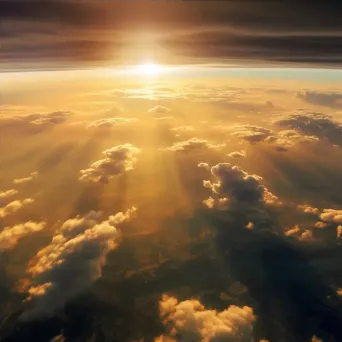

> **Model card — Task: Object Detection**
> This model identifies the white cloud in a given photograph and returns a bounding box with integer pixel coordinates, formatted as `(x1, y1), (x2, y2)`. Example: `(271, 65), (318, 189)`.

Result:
(170, 125), (195, 133)
(148, 105), (171, 114)
(87, 117), (137, 128)
(227, 150), (246, 158)
(20, 207), (137, 321)
(159, 294), (255, 342)
(0, 221), (45, 252)
(198, 162), (210, 171)
(79, 143), (140, 183)
(0, 198), (34, 218)
(13, 171), (38, 185)
(163, 138), (225, 152)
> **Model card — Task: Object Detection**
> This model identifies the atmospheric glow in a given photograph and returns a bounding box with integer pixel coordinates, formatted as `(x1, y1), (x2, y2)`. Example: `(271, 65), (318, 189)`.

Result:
(135, 63), (163, 76)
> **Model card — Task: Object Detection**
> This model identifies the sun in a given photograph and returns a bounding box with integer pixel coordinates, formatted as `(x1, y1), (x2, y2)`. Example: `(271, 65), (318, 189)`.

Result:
(136, 63), (163, 76)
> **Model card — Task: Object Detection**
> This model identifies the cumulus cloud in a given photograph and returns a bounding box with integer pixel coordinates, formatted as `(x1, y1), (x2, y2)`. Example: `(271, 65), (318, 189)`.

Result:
(0, 189), (18, 200)
(274, 111), (342, 147)
(79, 143), (140, 183)
(299, 230), (314, 241)
(285, 225), (301, 236)
(0, 221), (45, 252)
(231, 125), (273, 143)
(86, 117), (137, 128)
(337, 225), (342, 238)
(163, 138), (225, 152)
(297, 204), (319, 215)
(227, 150), (246, 158)
(246, 222), (254, 230)
(297, 90), (342, 108)
(314, 221), (328, 229)
(320, 209), (342, 224)
(159, 294), (255, 342)
(198, 162), (210, 171)
(0, 198), (34, 218)
(20, 207), (137, 321)
(170, 125), (195, 133)
(13, 171), (38, 185)
(201, 163), (281, 209)
(148, 105), (171, 114)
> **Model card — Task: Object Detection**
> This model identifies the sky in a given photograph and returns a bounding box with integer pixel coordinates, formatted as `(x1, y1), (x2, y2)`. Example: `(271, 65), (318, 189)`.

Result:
(2, 2), (342, 342)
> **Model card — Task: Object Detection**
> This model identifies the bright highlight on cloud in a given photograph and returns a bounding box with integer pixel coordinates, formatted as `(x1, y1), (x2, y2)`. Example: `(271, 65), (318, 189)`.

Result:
(0, 198), (34, 218)
(158, 295), (255, 342)
(163, 138), (225, 152)
(0, 221), (45, 252)
(13, 172), (38, 185)
(201, 163), (282, 210)
(79, 143), (140, 183)
(20, 207), (137, 321)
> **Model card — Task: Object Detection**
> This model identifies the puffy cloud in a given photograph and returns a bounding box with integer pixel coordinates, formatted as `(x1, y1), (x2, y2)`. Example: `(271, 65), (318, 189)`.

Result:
(0, 221), (45, 252)
(315, 221), (328, 229)
(163, 138), (225, 152)
(246, 222), (254, 230)
(337, 225), (342, 238)
(285, 225), (300, 236)
(320, 209), (342, 224)
(227, 150), (246, 158)
(0, 198), (34, 218)
(86, 117), (137, 128)
(274, 111), (342, 147)
(148, 105), (171, 114)
(79, 143), (140, 183)
(231, 125), (273, 143)
(13, 171), (38, 185)
(20, 207), (137, 321)
(159, 294), (255, 342)
(198, 162), (210, 171)
(299, 230), (314, 241)
(170, 125), (195, 132)
(201, 163), (281, 209)
(297, 204), (319, 215)
(297, 90), (342, 108)
(0, 189), (18, 200)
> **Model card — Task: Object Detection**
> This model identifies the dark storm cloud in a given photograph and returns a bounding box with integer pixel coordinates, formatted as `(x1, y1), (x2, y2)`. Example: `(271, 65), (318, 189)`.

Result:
(1, 1), (342, 70)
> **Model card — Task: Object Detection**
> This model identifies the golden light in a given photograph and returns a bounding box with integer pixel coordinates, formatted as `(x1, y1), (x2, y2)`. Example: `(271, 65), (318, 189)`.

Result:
(136, 63), (163, 76)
